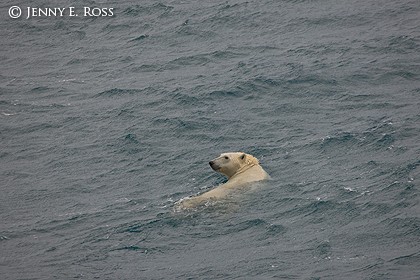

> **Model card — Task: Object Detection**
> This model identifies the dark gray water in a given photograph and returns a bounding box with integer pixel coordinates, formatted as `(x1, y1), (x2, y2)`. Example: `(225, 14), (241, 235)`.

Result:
(1, 0), (419, 279)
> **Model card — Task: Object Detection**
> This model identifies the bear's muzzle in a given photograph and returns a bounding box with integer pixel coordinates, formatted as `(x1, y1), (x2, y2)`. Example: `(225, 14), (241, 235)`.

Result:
(209, 161), (219, 170)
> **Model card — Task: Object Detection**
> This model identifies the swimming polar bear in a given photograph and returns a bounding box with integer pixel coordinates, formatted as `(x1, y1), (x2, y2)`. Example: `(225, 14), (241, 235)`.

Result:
(176, 152), (269, 209)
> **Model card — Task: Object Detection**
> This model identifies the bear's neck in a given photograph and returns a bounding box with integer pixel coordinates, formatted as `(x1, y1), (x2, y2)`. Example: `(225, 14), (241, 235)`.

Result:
(228, 164), (256, 180)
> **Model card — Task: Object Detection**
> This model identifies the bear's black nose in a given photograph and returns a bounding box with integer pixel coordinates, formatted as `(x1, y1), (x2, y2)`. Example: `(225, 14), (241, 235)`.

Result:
(209, 161), (214, 166)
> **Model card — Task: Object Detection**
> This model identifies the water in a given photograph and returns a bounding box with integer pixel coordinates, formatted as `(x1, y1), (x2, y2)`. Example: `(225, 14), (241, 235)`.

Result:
(1, 0), (419, 279)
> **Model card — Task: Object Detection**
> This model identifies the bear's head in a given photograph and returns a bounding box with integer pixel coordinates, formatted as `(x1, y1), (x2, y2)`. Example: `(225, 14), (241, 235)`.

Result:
(209, 152), (259, 178)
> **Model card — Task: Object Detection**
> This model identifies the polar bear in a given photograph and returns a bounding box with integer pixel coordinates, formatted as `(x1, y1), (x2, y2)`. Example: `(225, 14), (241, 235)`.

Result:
(176, 152), (269, 209)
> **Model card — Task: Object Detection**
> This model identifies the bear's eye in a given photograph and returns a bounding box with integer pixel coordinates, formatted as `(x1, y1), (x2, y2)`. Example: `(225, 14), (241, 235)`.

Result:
(224, 156), (229, 160)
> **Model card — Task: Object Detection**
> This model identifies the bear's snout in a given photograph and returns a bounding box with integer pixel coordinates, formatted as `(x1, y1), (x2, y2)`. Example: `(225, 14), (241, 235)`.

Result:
(209, 160), (219, 171)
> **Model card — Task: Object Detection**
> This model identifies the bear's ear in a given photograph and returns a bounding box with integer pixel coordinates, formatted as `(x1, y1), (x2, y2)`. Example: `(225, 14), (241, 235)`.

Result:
(240, 153), (246, 160)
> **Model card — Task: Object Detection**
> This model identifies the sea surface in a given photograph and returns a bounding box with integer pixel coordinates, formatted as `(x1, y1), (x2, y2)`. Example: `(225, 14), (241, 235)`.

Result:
(1, 0), (419, 279)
